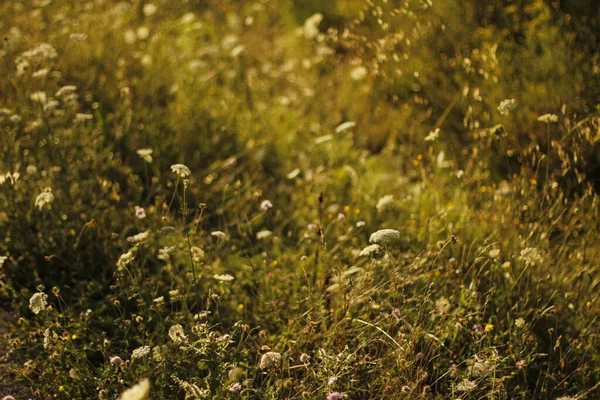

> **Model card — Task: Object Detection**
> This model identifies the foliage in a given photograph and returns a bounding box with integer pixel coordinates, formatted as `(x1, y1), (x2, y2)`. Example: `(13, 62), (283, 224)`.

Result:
(0, 0), (599, 398)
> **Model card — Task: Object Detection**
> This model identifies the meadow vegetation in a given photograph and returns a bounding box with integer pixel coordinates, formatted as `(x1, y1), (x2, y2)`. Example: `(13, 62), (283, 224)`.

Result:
(1, 0), (599, 398)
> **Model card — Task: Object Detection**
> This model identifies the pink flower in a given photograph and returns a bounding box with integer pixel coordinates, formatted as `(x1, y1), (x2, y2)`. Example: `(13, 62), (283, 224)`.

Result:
(135, 206), (146, 219)
(327, 392), (344, 400)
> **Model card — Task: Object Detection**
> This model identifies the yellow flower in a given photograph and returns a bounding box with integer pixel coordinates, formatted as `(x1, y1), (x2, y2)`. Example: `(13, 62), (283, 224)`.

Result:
(484, 323), (494, 333)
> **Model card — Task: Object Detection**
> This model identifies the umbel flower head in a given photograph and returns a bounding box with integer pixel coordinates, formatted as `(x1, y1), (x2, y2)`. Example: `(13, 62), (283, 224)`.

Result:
(537, 113), (558, 123)
(118, 378), (150, 400)
(35, 189), (54, 210)
(136, 148), (153, 163)
(369, 229), (401, 245)
(29, 292), (48, 314)
(171, 163), (191, 178)
(259, 351), (282, 370)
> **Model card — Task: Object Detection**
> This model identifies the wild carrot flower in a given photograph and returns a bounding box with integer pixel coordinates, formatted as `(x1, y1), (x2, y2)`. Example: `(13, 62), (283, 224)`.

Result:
(369, 229), (401, 245)
(456, 379), (477, 391)
(359, 244), (382, 257)
(537, 113), (558, 123)
(497, 98), (517, 115)
(118, 378), (150, 400)
(260, 199), (273, 210)
(117, 250), (135, 270)
(143, 3), (157, 16)
(35, 190), (54, 210)
(425, 128), (440, 142)
(127, 231), (149, 245)
(303, 13), (323, 39)
(30, 92), (47, 104)
(350, 65), (368, 81)
(213, 274), (234, 282)
(211, 231), (229, 241)
(131, 346), (151, 359)
(55, 85), (77, 98)
(256, 230), (272, 240)
(171, 164), (191, 178)
(519, 247), (543, 266)
(29, 292), (48, 314)
(259, 352), (282, 369)
(136, 149), (153, 163)
(376, 195), (394, 211)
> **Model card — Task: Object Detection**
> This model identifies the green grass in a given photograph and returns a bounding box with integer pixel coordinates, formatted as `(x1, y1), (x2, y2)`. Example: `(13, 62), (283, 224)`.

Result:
(1, 0), (599, 399)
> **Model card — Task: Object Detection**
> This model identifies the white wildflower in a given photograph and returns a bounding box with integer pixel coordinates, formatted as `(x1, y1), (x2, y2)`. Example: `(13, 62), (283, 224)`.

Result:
(69, 33), (88, 41)
(359, 244), (382, 257)
(350, 65), (368, 81)
(110, 355), (124, 365)
(497, 98), (517, 115)
(32, 68), (49, 78)
(117, 250), (135, 270)
(43, 328), (56, 349)
(435, 297), (451, 315)
(369, 229), (401, 245)
(213, 274), (234, 282)
(489, 249), (500, 259)
(153, 345), (165, 362)
(303, 13), (323, 39)
(0, 256), (7, 268)
(152, 296), (164, 306)
(131, 346), (151, 359)
(143, 3), (157, 16)
(537, 113), (558, 123)
(118, 378), (150, 400)
(376, 195), (394, 211)
(519, 247), (543, 266)
(21, 43), (57, 61)
(514, 318), (525, 328)
(29, 292), (48, 314)
(260, 199), (273, 210)
(169, 324), (186, 343)
(30, 91), (47, 104)
(425, 128), (440, 142)
(259, 351), (282, 369)
(127, 231), (150, 245)
(191, 246), (204, 262)
(54, 85), (77, 99)
(171, 163), (191, 178)
(456, 378), (477, 391)
(211, 231), (229, 241)
(124, 29), (137, 44)
(0, 108), (12, 116)
(136, 148), (153, 163)
(256, 230), (272, 240)
(335, 121), (356, 133)
(158, 246), (175, 261)
(136, 26), (150, 40)
(74, 113), (93, 122)
(34, 190), (54, 210)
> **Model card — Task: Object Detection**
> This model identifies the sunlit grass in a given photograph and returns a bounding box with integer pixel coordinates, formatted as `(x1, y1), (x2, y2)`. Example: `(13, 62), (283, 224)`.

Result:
(0, 0), (599, 399)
